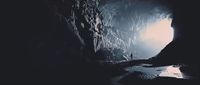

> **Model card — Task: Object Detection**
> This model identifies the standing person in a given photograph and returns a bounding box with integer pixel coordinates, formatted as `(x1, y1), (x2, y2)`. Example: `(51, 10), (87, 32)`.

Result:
(130, 53), (133, 60)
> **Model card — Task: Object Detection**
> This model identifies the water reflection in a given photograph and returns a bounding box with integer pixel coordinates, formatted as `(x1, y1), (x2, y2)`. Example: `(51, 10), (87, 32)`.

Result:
(123, 65), (185, 79)
(159, 66), (183, 78)
(111, 64), (188, 85)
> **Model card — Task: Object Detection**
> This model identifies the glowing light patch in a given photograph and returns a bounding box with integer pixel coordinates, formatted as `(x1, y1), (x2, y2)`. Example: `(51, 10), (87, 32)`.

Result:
(159, 66), (183, 78)
(140, 18), (174, 49)
(138, 18), (174, 56)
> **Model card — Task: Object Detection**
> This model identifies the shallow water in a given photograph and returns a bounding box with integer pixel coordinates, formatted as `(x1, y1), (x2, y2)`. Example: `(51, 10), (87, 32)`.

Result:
(111, 64), (188, 85)
(125, 65), (185, 79)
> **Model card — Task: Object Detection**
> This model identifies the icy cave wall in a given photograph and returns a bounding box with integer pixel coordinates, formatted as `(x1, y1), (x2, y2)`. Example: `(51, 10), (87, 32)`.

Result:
(48, 0), (103, 61)
(48, 0), (173, 62)
(69, 0), (103, 59)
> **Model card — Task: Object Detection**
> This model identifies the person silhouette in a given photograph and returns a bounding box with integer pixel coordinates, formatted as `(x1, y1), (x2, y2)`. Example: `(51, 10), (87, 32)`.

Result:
(130, 53), (133, 60)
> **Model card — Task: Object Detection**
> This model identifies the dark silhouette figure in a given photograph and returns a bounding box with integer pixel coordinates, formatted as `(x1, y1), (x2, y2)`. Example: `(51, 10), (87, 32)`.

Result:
(130, 53), (133, 60)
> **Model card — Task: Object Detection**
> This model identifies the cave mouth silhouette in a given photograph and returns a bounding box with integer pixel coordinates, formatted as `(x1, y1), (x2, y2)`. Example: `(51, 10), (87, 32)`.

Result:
(137, 17), (174, 59)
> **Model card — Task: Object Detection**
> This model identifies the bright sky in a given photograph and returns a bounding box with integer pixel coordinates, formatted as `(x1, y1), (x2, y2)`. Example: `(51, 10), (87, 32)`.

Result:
(138, 18), (174, 57)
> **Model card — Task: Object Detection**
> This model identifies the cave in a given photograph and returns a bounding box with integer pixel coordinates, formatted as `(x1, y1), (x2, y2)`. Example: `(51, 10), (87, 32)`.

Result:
(1, 0), (199, 84)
